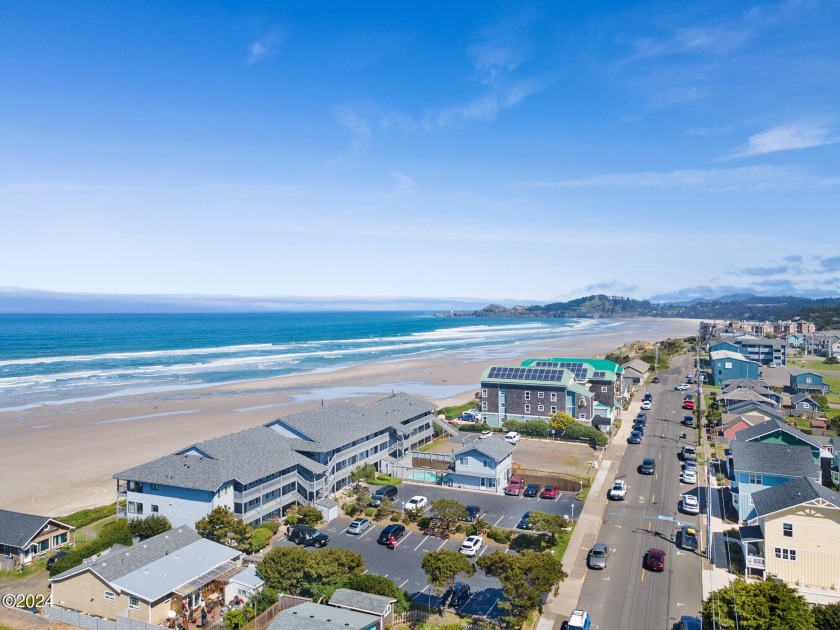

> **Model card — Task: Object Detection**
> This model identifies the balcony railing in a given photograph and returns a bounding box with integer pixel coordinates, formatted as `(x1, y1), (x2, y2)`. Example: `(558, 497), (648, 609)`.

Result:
(745, 555), (765, 569)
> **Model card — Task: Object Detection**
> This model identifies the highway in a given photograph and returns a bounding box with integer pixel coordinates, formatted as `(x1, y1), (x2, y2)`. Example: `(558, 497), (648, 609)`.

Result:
(575, 357), (704, 630)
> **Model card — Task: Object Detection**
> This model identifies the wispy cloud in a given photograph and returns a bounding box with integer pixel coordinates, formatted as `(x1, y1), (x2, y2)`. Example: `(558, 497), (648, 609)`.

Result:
(726, 121), (840, 158)
(248, 30), (285, 64)
(332, 105), (372, 149)
(821, 256), (840, 272)
(626, 24), (752, 63)
(736, 265), (790, 276)
(520, 165), (831, 192)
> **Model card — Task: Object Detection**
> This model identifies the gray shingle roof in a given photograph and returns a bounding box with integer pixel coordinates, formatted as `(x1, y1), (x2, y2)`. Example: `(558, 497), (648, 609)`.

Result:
(622, 359), (649, 375)
(329, 588), (395, 615)
(729, 441), (819, 478)
(51, 527), (202, 582)
(734, 418), (821, 449)
(790, 393), (817, 405)
(0, 510), (72, 548)
(751, 477), (840, 518)
(454, 436), (514, 462)
(725, 401), (784, 420)
(719, 389), (777, 405)
(271, 393), (435, 453)
(721, 378), (766, 393)
(269, 602), (379, 630)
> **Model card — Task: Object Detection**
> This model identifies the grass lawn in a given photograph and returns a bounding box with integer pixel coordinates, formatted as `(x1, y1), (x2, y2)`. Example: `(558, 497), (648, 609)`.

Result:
(0, 557), (47, 580)
(800, 360), (840, 372)
(575, 485), (591, 501)
(417, 436), (449, 452)
(553, 523), (575, 558)
(822, 373), (840, 404)
(436, 400), (477, 420)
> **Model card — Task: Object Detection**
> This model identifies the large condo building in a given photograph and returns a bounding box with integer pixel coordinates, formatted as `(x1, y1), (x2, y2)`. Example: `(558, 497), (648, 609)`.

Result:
(113, 393), (437, 528)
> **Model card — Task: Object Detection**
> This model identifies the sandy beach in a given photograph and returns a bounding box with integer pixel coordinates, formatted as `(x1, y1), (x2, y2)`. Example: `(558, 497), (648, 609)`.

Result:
(0, 317), (700, 516)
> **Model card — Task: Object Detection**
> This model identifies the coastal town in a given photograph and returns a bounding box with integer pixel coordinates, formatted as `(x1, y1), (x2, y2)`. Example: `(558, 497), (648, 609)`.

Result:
(3, 319), (840, 630)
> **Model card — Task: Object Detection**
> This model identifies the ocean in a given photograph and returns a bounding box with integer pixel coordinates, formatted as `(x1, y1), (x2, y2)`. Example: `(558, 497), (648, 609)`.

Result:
(0, 312), (616, 411)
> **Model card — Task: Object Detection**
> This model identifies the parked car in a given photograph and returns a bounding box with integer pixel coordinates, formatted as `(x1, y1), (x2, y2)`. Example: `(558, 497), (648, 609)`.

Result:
(683, 459), (698, 472)
(686, 372), (694, 380)
(347, 518), (372, 535)
(517, 511), (534, 530)
(680, 525), (699, 551)
(479, 430), (492, 439)
(627, 431), (642, 444)
(406, 496), (428, 511)
(679, 615), (702, 630)
(682, 415), (695, 426)
(640, 400), (652, 410)
(523, 483), (541, 498)
(683, 393), (693, 401)
(683, 399), (695, 410)
(460, 505), (481, 522)
(289, 525), (329, 548)
(608, 480), (627, 500)
(370, 485), (398, 507)
(639, 457), (656, 475)
(643, 393), (652, 401)
(675, 383), (691, 391)
(460, 412), (477, 421)
(540, 486), (559, 499)
(447, 583), (471, 608)
(504, 477), (525, 496)
(567, 609), (592, 630)
(681, 445), (697, 461)
(635, 412), (648, 424)
(459, 535), (483, 557)
(652, 376), (660, 383)
(768, 362), (778, 368)
(645, 548), (666, 571)
(680, 468), (697, 484)
(632, 423), (645, 436)
(46, 550), (69, 570)
(504, 431), (521, 444)
(588, 543), (609, 569)
(681, 494), (700, 515)
(377, 523), (406, 544)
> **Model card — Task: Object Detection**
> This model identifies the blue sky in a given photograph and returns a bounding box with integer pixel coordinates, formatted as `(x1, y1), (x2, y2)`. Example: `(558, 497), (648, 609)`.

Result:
(1, 0), (839, 304)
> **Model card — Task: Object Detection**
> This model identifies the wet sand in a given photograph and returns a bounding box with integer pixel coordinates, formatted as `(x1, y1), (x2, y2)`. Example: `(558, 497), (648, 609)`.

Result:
(0, 317), (700, 516)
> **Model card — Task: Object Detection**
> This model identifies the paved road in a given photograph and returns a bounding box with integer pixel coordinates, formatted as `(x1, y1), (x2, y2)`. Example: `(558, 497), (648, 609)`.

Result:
(574, 359), (704, 630)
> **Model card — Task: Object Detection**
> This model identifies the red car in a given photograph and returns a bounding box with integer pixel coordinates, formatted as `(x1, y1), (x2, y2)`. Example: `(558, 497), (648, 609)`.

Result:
(683, 400), (695, 410)
(504, 477), (525, 496)
(540, 486), (559, 499)
(645, 548), (666, 571)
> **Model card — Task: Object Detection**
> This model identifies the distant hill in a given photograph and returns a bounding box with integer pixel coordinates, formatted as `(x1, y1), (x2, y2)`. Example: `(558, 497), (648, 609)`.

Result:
(446, 294), (840, 329)
(788, 303), (840, 331)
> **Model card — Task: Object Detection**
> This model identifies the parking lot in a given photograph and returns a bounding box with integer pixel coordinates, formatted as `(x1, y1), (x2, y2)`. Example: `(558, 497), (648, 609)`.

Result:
(274, 482), (581, 619)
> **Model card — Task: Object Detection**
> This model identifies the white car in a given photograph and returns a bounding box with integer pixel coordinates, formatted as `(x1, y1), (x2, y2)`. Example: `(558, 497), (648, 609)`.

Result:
(567, 610), (591, 630)
(675, 383), (691, 391)
(479, 430), (492, 439)
(406, 496), (428, 511)
(504, 431), (521, 444)
(768, 362), (778, 368)
(459, 535), (483, 557)
(682, 494), (700, 515)
(608, 480), (627, 500)
(640, 400), (652, 410)
(680, 469), (697, 484)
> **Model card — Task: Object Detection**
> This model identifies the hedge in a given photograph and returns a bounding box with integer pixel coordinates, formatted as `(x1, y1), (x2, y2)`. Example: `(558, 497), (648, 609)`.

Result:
(49, 519), (133, 576)
(58, 502), (123, 529)
(260, 520), (280, 535)
(459, 423), (493, 433)
(562, 422), (608, 447)
(502, 419), (550, 438)
(371, 473), (402, 486)
(487, 528), (512, 544)
(251, 529), (271, 552)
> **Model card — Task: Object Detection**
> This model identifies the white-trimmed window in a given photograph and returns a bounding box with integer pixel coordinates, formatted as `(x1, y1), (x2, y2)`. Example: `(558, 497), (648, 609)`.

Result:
(550, 392), (557, 402)
(150, 483), (159, 491)
(802, 403), (810, 410)
(481, 401), (488, 411)
(459, 457), (468, 465)
(537, 392), (544, 398)
(724, 362), (733, 369)
(128, 596), (140, 609)
(783, 523), (793, 537)
(524, 404), (530, 413)
(748, 473), (762, 485)
(579, 412), (586, 420)
(774, 547), (796, 561)
(481, 388), (488, 398)
(550, 406), (557, 414)
(151, 505), (159, 513)
(601, 386), (608, 392)
(483, 459), (493, 468)
(104, 591), (115, 601)
(537, 404), (544, 412)
(806, 377), (812, 383)
(525, 391), (531, 400)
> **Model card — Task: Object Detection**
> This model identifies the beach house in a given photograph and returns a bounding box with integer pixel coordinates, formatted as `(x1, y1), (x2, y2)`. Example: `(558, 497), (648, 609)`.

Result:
(741, 477), (840, 588)
(709, 350), (760, 386)
(789, 370), (830, 396)
(447, 436), (514, 492)
(114, 393), (438, 528)
(0, 509), (74, 569)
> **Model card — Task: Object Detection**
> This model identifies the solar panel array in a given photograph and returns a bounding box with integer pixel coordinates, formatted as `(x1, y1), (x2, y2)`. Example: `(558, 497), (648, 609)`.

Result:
(533, 361), (556, 368)
(487, 367), (566, 381)
(592, 370), (606, 379)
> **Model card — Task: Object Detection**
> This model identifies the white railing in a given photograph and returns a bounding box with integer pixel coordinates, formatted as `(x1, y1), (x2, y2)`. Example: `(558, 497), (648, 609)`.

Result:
(746, 555), (765, 569)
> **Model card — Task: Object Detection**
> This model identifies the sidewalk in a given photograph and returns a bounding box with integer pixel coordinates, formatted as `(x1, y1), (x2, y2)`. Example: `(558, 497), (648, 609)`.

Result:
(537, 395), (641, 630)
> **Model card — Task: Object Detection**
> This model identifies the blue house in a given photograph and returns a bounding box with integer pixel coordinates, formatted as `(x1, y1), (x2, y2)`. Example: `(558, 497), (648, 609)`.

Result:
(710, 350), (760, 386)
(789, 370), (829, 396)
(448, 436), (514, 493)
(734, 418), (824, 468)
(728, 441), (820, 522)
(708, 339), (746, 355)
(831, 437), (840, 489)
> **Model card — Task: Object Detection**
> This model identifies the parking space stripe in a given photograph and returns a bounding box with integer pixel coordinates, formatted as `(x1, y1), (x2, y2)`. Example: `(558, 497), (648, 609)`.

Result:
(493, 515), (504, 526)
(436, 538), (448, 551)
(399, 579), (409, 588)
(414, 538), (426, 551)
(412, 585), (429, 600)
(483, 600), (498, 618)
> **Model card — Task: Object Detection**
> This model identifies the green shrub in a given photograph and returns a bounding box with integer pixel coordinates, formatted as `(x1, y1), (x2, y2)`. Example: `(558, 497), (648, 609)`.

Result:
(391, 514), (401, 522)
(459, 422), (492, 433)
(502, 419), (549, 438)
(464, 524), (477, 537)
(417, 516), (431, 529)
(365, 508), (375, 517)
(284, 513), (299, 526)
(255, 527), (274, 540)
(801, 427), (814, 435)
(50, 519), (133, 576)
(297, 506), (324, 527)
(58, 502), (123, 529)
(345, 503), (361, 517)
(261, 520), (280, 535)
(129, 514), (172, 539)
(562, 422), (608, 447)
(371, 473), (403, 486)
(250, 530), (269, 553)
(487, 528), (512, 544)
(455, 524), (465, 534)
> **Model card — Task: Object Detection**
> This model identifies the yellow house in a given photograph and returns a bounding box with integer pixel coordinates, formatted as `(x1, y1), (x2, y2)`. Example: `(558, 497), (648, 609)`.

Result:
(742, 477), (840, 589)
(51, 528), (241, 623)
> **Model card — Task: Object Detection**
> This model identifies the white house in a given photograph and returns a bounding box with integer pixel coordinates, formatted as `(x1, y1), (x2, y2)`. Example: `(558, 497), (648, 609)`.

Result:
(447, 437), (514, 492)
(224, 565), (263, 602)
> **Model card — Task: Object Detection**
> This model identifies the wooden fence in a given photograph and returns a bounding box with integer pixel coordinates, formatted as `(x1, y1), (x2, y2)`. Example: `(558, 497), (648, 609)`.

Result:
(240, 595), (311, 630)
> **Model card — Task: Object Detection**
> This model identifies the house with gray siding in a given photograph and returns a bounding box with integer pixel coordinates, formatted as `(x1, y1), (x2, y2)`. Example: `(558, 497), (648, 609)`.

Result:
(448, 437), (514, 492)
(114, 394), (437, 528)
(789, 370), (829, 396)
(710, 350), (760, 385)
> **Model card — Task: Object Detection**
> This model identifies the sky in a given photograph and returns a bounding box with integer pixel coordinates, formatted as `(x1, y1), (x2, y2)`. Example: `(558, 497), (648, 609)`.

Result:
(1, 0), (839, 305)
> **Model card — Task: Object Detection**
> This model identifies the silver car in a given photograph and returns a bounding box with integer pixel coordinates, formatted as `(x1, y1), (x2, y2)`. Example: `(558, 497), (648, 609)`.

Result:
(588, 542), (609, 569)
(347, 518), (371, 535)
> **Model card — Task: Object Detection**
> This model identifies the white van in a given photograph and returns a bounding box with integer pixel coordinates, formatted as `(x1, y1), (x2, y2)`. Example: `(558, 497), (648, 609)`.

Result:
(504, 431), (521, 444)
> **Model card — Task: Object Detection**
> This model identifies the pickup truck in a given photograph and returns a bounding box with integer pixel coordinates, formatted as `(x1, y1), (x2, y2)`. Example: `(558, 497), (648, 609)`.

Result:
(504, 477), (525, 496)
(608, 480), (627, 500)
(681, 445), (697, 461)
